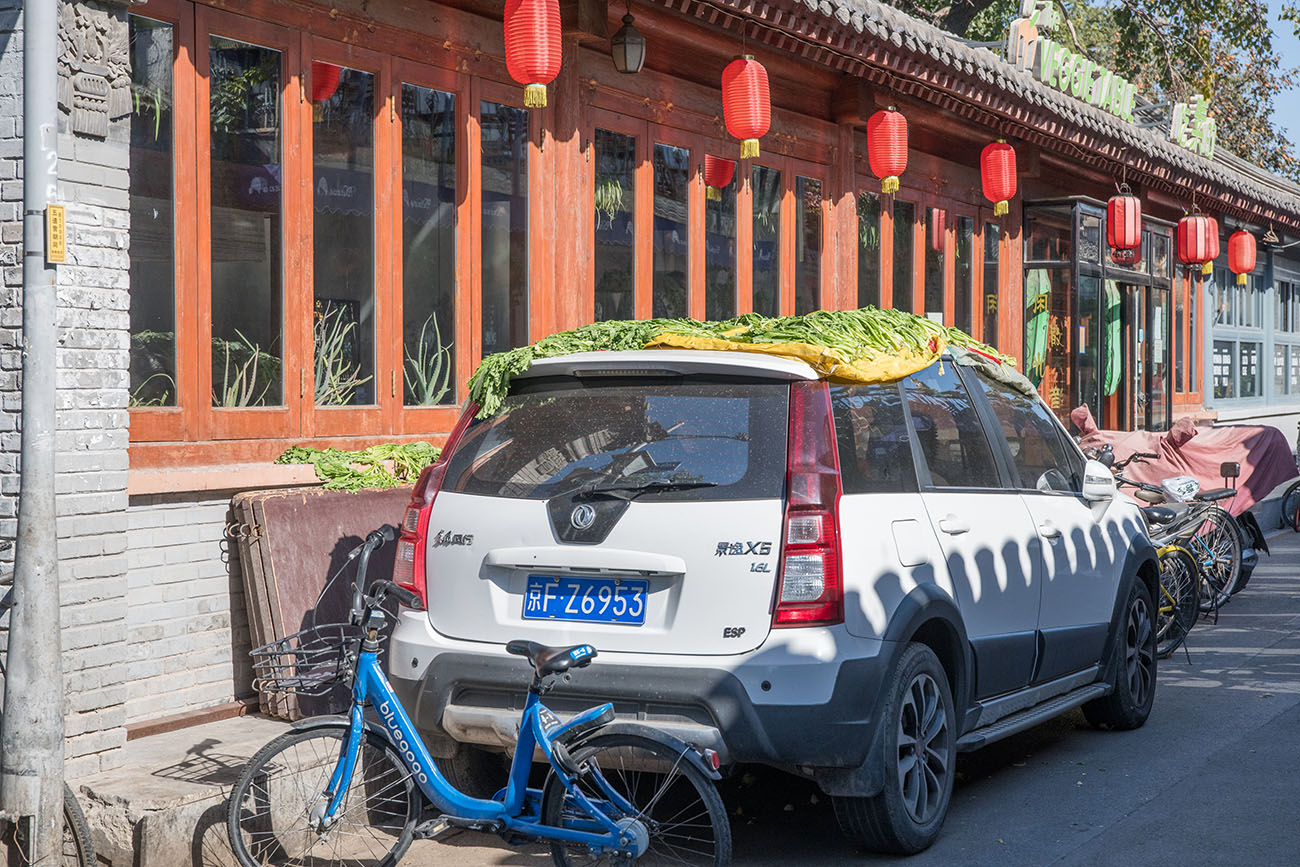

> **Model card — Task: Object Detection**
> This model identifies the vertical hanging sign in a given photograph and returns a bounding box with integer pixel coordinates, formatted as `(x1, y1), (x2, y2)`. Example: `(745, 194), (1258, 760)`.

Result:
(45, 204), (66, 264)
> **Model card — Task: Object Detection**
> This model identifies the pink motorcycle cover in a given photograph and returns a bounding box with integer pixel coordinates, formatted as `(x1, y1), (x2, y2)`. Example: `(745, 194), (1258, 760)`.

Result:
(1070, 406), (1297, 516)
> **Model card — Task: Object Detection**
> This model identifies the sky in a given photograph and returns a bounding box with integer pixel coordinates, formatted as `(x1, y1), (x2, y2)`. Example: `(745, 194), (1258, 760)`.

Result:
(1268, 0), (1300, 152)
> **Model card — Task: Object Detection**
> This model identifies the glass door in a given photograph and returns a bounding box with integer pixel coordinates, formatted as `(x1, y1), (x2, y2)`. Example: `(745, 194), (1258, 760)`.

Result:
(1148, 285), (1172, 431)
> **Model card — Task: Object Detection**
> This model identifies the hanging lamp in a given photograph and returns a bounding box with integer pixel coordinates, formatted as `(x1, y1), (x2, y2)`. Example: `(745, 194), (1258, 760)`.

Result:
(721, 55), (770, 159)
(704, 155), (736, 201)
(504, 0), (562, 108)
(981, 140), (1017, 217)
(866, 107), (908, 194)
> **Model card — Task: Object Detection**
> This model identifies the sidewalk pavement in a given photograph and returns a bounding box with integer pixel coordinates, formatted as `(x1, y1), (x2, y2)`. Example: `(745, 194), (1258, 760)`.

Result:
(75, 526), (1300, 866)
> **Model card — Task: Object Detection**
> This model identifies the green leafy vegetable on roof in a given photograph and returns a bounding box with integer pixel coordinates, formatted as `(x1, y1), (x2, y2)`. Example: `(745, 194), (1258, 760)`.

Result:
(467, 307), (1013, 418)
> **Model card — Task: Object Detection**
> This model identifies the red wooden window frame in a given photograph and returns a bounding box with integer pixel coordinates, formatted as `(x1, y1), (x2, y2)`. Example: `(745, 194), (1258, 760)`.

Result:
(197, 6), (302, 442)
(390, 59), (472, 436)
(128, 0), (197, 444)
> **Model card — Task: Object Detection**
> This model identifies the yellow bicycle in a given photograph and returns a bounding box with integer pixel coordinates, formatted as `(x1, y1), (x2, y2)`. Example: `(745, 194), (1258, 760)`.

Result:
(1155, 544), (1200, 658)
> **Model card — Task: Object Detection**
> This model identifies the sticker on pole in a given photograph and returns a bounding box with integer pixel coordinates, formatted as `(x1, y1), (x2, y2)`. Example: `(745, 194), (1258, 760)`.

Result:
(45, 205), (66, 264)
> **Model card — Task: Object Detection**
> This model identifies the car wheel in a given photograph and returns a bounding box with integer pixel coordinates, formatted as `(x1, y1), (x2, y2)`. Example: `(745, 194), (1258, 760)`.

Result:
(1083, 578), (1157, 731)
(832, 643), (955, 855)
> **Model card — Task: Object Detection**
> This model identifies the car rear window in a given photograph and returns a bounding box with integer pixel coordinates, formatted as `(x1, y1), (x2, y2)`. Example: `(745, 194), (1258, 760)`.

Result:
(442, 376), (789, 501)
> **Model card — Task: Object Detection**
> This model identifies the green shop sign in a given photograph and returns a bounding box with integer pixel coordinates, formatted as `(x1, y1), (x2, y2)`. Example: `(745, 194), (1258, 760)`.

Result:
(1005, 1), (1213, 158)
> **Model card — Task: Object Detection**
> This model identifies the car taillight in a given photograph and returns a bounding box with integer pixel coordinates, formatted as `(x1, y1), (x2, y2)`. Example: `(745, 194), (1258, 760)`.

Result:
(392, 406), (477, 606)
(773, 380), (843, 628)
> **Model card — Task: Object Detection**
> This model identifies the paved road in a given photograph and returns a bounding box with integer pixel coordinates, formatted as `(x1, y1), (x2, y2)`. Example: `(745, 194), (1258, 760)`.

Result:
(402, 533), (1300, 865)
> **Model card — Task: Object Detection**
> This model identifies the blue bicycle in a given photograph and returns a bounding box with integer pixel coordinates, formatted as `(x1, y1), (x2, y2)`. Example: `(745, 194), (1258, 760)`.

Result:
(226, 527), (732, 867)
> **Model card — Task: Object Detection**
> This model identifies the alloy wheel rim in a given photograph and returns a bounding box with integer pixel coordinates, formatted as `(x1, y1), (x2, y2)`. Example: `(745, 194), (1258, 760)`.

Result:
(1125, 594), (1154, 705)
(896, 672), (950, 825)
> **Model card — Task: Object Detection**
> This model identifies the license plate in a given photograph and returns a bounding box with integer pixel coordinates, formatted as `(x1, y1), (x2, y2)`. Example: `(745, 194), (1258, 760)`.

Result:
(521, 575), (648, 626)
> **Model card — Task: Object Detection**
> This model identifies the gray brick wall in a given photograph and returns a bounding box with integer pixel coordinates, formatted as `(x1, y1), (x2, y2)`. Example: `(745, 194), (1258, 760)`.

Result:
(125, 493), (253, 725)
(0, 0), (133, 779)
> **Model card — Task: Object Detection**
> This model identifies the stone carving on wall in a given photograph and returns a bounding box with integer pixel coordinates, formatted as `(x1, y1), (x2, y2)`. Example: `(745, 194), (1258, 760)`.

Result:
(57, 2), (131, 139)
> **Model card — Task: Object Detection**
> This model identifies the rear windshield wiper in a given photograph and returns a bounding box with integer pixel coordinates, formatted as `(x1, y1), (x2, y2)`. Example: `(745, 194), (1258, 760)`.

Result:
(574, 479), (719, 501)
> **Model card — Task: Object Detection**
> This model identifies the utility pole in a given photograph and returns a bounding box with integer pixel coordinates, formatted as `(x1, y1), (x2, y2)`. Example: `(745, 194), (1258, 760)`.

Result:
(0, 0), (65, 861)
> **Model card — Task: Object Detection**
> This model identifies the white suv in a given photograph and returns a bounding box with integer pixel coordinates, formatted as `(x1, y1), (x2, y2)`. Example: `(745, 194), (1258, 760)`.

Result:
(387, 349), (1158, 853)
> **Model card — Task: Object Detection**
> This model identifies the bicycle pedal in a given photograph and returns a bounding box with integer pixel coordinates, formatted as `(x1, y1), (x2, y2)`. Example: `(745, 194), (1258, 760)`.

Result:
(414, 816), (454, 840)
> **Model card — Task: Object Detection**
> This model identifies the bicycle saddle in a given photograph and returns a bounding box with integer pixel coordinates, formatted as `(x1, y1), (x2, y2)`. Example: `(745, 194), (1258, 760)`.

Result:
(506, 640), (597, 676)
(1141, 505), (1177, 526)
(1195, 487), (1235, 503)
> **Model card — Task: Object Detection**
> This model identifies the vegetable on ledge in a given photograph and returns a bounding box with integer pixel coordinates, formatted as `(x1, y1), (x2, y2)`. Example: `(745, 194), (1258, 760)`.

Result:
(467, 307), (1014, 418)
(275, 442), (441, 491)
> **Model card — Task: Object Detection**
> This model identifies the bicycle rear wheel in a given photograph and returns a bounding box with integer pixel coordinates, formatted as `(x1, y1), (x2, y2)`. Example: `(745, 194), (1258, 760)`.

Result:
(541, 731), (732, 866)
(1280, 480), (1300, 531)
(1155, 547), (1199, 658)
(226, 723), (420, 867)
(1192, 506), (1241, 613)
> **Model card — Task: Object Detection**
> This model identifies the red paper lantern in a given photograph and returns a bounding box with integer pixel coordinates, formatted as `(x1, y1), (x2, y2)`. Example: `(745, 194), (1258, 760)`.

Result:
(1177, 213), (1215, 268)
(1107, 189), (1141, 251)
(704, 155), (736, 201)
(504, 0), (562, 108)
(981, 140), (1017, 217)
(1110, 246), (1141, 267)
(311, 61), (341, 103)
(929, 209), (946, 253)
(1229, 230), (1257, 285)
(721, 56), (770, 159)
(867, 107), (908, 194)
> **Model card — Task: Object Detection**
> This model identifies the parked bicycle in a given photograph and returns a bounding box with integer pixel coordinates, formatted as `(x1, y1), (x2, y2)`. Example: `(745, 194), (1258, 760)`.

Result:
(1105, 451), (1242, 613)
(226, 526), (732, 867)
(0, 541), (97, 867)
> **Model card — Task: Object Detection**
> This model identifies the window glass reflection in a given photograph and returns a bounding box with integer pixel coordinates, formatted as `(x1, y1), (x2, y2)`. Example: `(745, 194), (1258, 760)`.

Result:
(652, 143), (689, 319)
(752, 165), (781, 318)
(594, 129), (636, 322)
(481, 101), (529, 355)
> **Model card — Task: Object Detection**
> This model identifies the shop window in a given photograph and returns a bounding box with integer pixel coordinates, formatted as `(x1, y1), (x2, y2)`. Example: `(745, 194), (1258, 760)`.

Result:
(1174, 277), (1185, 393)
(128, 15), (176, 408)
(752, 165), (781, 317)
(983, 222), (1000, 348)
(1077, 275), (1101, 423)
(652, 143), (690, 319)
(401, 84), (457, 406)
(892, 199), (915, 313)
(313, 65), (376, 407)
(1275, 345), (1289, 397)
(593, 129), (636, 322)
(480, 101), (529, 355)
(924, 207), (945, 321)
(1025, 206), (1071, 262)
(1152, 234), (1172, 279)
(857, 192), (881, 308)
(902, 361), (999, 489)
(1024, 267), (1072, 415)
(955, 217), (973, 335)
(704, 159), (737, 321)
(796, 177), (822, 315)
(1080, 212), (1100, 267)
(1213, 340), (1235, 399)
(1292, 347), (1300, 393)
(1276, 281), (1292, 333)
(1239, 341), (1261, 398)
(209, 37), (284, 408)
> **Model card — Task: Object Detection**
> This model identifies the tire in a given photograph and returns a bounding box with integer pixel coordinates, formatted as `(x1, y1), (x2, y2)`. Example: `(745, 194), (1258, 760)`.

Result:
(1279, 480), (1300, 531)
(1155, 547), (1199, 659)
(1192, 506), (1241, 612)
(1083, 578), (1157, 731)
(831, 643), (956, 855)
(541, 730), (732, 866)
(227, 723), (420, 867)
(62, 783), (96, 867)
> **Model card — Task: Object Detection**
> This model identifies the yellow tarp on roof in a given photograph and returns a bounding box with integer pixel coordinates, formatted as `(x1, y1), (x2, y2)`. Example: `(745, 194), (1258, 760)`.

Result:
(644, 331), (947, 384)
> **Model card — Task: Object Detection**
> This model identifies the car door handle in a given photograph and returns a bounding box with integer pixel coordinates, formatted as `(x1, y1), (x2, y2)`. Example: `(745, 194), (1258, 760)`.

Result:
(938, 516), (970, 536)
(1038, 521), (1062, 540)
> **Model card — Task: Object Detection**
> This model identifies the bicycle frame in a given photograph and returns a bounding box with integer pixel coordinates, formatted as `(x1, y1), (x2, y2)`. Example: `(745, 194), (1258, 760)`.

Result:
(318, 645), (640, 854)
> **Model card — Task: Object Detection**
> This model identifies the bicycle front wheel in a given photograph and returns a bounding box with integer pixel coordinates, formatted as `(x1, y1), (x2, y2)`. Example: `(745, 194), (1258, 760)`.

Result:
(1193, 506), (1241, 613)
(62, 783), (95, 867)
(1280, 479), (1300, 531)
(1156, 547), (1199, 658)
(226, 723), (420, 867)
(541, 731), (732, 866)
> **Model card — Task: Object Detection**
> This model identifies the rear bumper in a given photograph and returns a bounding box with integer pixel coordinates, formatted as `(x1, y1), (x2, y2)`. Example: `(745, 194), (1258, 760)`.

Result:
(389, 612), (890, 770)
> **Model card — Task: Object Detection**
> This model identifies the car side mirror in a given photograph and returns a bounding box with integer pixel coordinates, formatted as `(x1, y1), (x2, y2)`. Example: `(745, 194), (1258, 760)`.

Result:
(1081, 459), (1117, 502)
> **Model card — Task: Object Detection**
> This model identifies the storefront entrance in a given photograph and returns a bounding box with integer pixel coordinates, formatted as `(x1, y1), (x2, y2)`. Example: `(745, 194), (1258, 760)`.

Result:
(1023, 199), (1173, 433)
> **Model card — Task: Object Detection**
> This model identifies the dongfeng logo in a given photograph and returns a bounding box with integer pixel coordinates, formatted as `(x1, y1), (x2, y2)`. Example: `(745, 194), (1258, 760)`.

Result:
(570, 504), (597, 530)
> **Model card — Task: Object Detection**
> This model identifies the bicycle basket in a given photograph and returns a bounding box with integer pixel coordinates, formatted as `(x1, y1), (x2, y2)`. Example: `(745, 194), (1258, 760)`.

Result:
(250, 623), (362, 698)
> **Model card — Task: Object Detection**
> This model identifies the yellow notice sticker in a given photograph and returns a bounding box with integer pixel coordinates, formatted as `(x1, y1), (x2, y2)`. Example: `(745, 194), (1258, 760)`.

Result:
(46, 205), (66, 264)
